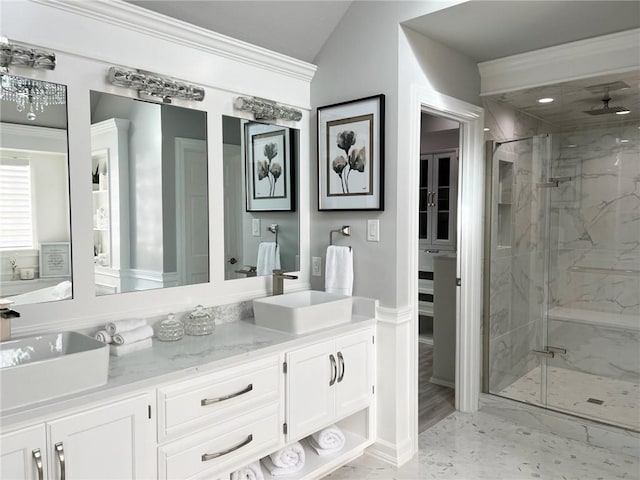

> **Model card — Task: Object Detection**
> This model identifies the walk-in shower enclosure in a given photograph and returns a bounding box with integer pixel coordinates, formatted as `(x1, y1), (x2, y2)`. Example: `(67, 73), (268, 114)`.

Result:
(485, 122), (639, 431)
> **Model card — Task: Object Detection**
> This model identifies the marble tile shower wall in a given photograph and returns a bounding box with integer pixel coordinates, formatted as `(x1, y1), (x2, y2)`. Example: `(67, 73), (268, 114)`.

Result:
(484, 99), (551, 393)
(548, 124), (640, 316)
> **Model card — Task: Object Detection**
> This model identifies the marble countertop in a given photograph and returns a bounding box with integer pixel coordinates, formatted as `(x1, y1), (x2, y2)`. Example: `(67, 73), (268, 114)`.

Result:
(1, 312), (376, 430)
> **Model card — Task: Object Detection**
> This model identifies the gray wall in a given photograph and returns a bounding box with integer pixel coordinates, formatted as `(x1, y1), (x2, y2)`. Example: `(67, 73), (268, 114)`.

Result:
(310, 1), (480, 308)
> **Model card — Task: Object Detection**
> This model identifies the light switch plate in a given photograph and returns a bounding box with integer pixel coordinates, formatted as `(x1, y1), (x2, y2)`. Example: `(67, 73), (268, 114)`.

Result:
(252, 218), (261, 237)
(367, 219), (379, 242)
(312, 257), (322, 276)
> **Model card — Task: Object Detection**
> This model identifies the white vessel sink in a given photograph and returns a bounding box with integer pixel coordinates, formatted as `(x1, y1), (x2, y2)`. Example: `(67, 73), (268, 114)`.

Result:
(0, 331), (109, 410)
(253, 291), (352, 334)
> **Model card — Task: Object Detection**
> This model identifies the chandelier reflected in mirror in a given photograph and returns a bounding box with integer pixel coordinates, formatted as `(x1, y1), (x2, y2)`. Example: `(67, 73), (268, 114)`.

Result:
(0, 74), (66, 121)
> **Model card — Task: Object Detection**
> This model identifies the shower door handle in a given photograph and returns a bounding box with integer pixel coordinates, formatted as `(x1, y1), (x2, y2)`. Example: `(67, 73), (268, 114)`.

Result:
(532, 349), (554, 358)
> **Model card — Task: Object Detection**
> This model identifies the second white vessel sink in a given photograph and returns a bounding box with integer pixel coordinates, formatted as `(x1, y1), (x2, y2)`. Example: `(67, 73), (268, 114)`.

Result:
(0, 331), (109, 411)
(253, 290), (352, 334)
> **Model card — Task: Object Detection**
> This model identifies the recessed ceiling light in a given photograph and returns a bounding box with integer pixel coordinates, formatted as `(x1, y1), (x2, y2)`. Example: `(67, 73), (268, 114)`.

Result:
(537, 97), (554, 104)
(619, 139), (629, 143)
(483, 127), (490, 132)
(616, 109), (631, 115)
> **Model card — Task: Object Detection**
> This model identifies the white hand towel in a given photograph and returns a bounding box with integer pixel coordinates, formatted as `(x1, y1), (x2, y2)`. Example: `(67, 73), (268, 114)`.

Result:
(230, 461), (264, 480)
(95, 330), (113, 344)
(325, 246), (353, 296)
(307, 437), (342, 457)
(260, 456), (304, 477)
(266, 441), (305, 470)
(109, 338), (152, 356)
(106, 318), (147, 336)
(310, 425), (346, 450)
(113, 324), (153, 345)
(52, 280), (72, 299)
(257, 242), (281, 276)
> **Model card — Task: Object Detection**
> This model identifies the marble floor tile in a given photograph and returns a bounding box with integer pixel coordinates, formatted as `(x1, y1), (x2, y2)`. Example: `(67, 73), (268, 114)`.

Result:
(499, 366), (640, 430)
(327, 409), (639, 480)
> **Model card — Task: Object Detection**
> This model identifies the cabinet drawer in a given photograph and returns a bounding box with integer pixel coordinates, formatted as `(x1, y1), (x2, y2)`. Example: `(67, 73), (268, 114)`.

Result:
(158, 355), (281, 441)
(158, 403), (280, 480)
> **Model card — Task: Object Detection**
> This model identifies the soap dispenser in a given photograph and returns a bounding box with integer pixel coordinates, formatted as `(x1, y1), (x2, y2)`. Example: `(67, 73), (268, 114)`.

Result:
(0, 298), (20, 342)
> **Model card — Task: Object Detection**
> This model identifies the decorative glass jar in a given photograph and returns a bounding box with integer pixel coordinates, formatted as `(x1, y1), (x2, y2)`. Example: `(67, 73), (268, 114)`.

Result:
(185, 305), (215, 336)
(157, 313), (184, 341)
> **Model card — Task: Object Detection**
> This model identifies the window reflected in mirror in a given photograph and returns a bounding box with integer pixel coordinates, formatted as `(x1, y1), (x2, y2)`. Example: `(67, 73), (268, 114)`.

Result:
(0, 74), (72, 305)
(222, 115), (299, 280)
(90, 91), (209, 295)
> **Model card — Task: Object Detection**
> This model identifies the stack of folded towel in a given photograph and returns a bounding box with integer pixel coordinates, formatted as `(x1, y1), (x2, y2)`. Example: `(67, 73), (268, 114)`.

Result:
(260, 441), (305, 476)
(308, 425), (346, 456)
(95, 318), (153, 356)
(230, 461), (264, 480)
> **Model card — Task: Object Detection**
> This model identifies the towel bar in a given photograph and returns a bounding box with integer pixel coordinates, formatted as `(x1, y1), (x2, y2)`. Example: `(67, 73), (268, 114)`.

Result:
(329, 226), (351, 250)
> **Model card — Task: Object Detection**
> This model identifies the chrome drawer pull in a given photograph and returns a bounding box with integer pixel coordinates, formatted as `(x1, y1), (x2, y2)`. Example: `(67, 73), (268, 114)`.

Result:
(201, 384), (253, 406)
(337, 352), (345, 383)
(329, 354), (337, 386)
(55, 442), (66, 480)
(32, 448), (43, 480)
(201, 434), (253, 462)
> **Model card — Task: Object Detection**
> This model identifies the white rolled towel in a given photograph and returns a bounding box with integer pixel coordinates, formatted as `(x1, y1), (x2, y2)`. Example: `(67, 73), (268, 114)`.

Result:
(311, 425), (345, 450)
(109, 338), (152, 356)
(308, 437), (342, 457)
(260, 442), (305, 476)
(113, 325), (153, 345)
(94, 330), (113, 344)
(230, 461), (264, 480)
(106, 318), (147, 336)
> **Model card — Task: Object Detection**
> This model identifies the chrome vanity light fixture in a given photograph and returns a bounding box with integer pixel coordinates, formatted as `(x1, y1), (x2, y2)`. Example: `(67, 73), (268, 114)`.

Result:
(234, 96), (302, 122)
(0, 37), (63, 121)
(0, 37), (56, 71)
(107, 66), (205, 104)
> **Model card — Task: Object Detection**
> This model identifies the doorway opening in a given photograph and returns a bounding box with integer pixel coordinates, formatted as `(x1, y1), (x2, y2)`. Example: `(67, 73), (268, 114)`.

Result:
(417, 112), (459, 432)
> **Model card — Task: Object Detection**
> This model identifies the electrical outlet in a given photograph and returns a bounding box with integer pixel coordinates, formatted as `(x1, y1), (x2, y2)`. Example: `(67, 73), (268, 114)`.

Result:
(367, 219), (379, 242)
(312, 257), (322, 276)
(252, 218), (261, 236)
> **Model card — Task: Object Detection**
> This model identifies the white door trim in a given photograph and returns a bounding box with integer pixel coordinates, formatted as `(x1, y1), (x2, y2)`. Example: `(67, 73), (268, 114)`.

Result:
(407, 85), (484, 448)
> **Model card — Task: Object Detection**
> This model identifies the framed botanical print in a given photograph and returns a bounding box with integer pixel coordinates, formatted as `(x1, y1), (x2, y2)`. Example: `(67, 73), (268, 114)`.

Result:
(317, 94), (385, 211)
(244, 122), (294, 212)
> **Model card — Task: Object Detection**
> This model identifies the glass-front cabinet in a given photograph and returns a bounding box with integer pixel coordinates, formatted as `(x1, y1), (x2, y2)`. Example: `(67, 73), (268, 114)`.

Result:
(419, 150), (458, 251)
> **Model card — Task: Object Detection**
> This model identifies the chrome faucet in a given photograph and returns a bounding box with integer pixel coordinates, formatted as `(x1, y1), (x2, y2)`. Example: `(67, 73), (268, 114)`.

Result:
(272, 269), (298, 296)
(0, 299), (20, 341)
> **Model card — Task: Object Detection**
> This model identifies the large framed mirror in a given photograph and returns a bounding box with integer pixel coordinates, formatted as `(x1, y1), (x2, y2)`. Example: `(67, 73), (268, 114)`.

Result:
(90, 91), (209, 295)
(0, 73), (72, 306)
(222, 115), (299, 280)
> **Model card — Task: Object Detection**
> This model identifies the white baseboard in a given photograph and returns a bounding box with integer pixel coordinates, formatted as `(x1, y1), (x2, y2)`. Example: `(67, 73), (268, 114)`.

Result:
(430, 376), (455, 389)
(366, 437), (415, 467)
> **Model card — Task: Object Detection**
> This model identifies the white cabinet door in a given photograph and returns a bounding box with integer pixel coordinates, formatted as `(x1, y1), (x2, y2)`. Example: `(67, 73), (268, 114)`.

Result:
(287, 329), (375, 441)
(335, 330), (374, 419)
(47, 394), (154, 480)
(1, 424), (47, 480)
(286, 339), (335, 440)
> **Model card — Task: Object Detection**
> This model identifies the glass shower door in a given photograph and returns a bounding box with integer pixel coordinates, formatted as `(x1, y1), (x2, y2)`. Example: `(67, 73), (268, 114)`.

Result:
(486, 135), (552, 408)
(544, 124), (640, 431)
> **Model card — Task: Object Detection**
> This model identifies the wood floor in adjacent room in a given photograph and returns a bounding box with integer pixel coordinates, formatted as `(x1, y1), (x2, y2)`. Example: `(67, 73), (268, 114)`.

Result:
(419, 342), (455, 433)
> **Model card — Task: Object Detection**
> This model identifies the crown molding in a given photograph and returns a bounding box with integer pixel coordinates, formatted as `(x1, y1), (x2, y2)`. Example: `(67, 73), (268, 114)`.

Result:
(479, 29), (640, 95)
(32, 0), (317, 83)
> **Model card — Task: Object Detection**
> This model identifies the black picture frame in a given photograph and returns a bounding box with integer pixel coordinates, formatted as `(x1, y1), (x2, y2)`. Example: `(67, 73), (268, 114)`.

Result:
(317, 94), (385, 211)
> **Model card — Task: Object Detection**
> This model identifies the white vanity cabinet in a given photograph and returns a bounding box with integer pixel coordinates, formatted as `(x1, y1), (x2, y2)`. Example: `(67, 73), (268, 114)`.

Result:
(0, 393), (154, 480)
(286, 328), (375, 441)
(156, 354), (284, 480)
(0, 424), (46, 480)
